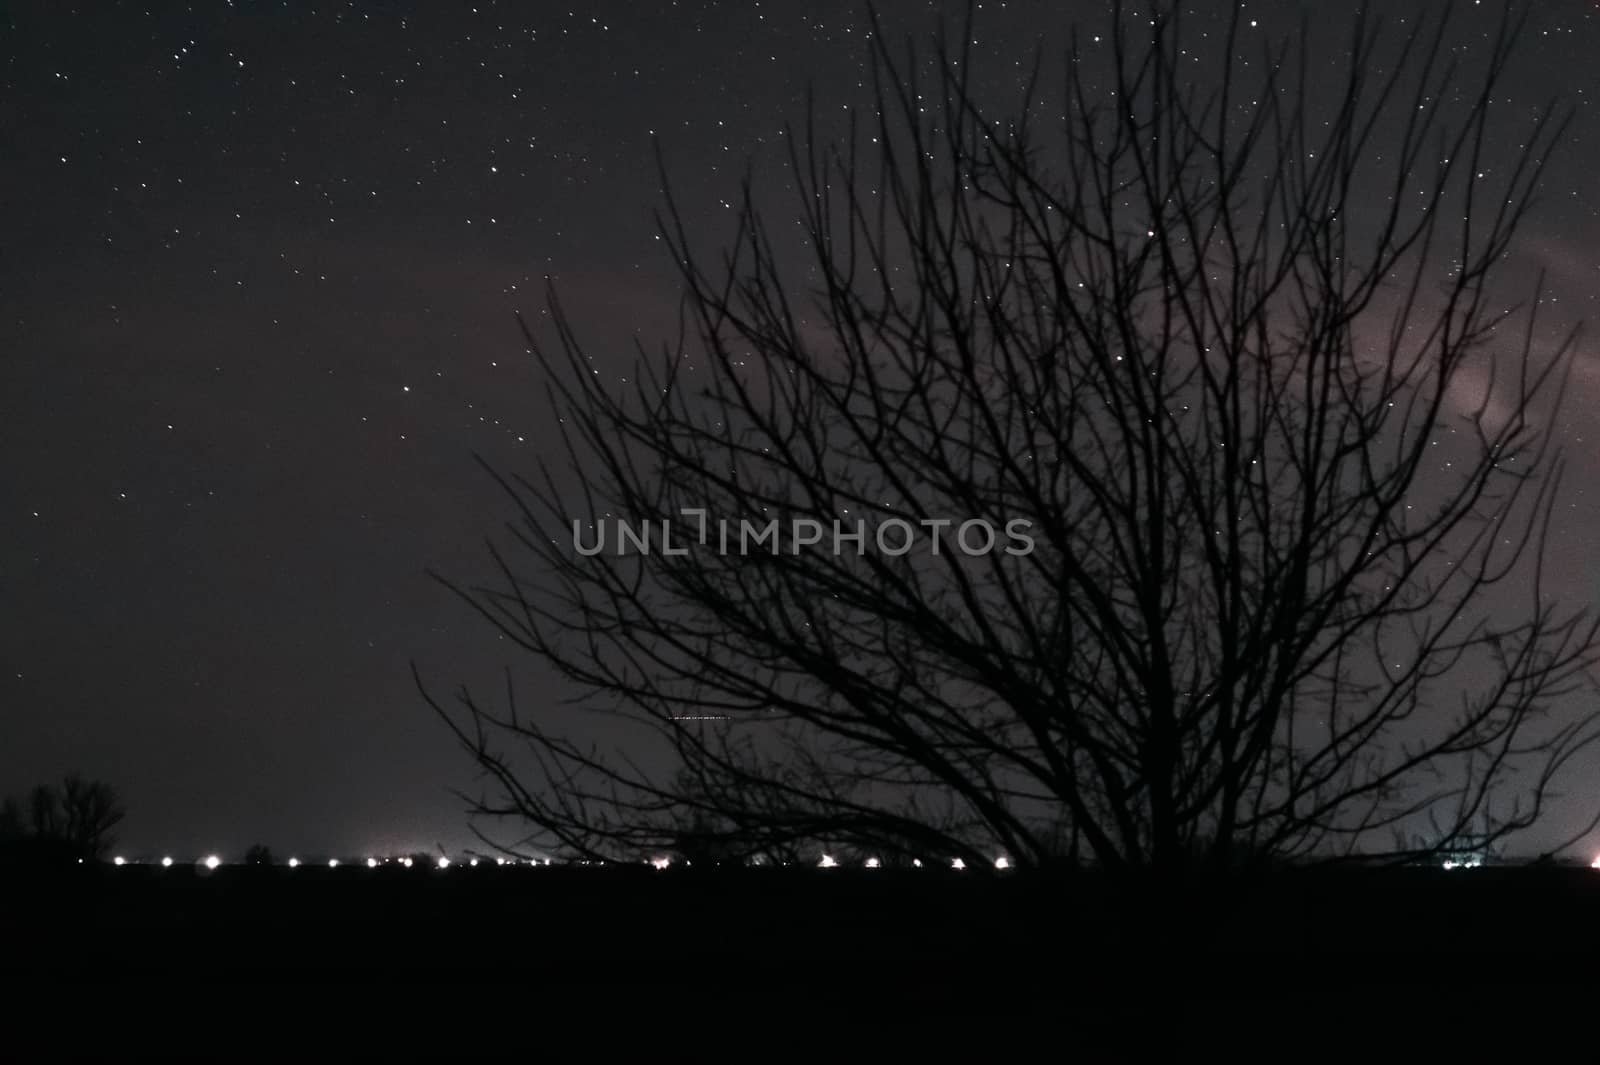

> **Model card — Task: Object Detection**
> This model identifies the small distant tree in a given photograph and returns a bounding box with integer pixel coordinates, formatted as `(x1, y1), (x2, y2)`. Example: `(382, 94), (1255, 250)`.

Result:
(667, 813), (750, 867)
(243, 843), (276, 866)
(28, 785), (61, 840)
(0, 797), (24, 841)
(56, 775), (126, 860)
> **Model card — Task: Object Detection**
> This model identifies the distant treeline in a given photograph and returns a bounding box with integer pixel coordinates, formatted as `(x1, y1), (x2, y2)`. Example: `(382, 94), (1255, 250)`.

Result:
(0, 774), (125, 865)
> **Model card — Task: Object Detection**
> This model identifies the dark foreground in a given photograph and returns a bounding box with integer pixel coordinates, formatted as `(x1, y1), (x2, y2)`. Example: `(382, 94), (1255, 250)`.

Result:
(7, 863), (1600, 1033)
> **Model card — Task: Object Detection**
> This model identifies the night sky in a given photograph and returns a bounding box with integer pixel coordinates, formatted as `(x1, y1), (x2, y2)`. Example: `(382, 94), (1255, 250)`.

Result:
(5, 0), (1599, 861)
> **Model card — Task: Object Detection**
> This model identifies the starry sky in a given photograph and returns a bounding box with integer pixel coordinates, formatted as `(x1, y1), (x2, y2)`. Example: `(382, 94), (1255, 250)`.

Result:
(4, 0), (1600, 860)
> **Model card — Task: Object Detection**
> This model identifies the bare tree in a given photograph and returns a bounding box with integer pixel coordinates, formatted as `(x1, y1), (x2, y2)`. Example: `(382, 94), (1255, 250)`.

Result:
(243, 843), (277, 866)
(56, 775), (126, 860)
(424, 1), (1600, 872)
(0, 797), (22, 841)
(4, 775), (126, 861)
(27, 784), (61, 841)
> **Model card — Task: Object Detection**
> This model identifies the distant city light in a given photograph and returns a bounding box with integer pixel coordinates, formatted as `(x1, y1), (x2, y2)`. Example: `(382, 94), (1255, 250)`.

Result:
(113, 856), (126, 866)
(865, 858), (881, 869)
(366, 858), (378, 868)
(203, 855), (221, 870)
(650, 857), (671, 870)
(912, 859), (922, 868)
(951, 859), (966, 871)
(1592, 856), (1600, 870)
(819, 855), (838, 868)
(496, 858), (506, 866)
(437, 857), (450, 869)
(402, 857), (413, 868)
(160, 856), (173, 868)
(994, 857), (1010, 871)
(469, 858), (479, 867)
(328, 859), (339, 868)
(287, 857), (300, 868)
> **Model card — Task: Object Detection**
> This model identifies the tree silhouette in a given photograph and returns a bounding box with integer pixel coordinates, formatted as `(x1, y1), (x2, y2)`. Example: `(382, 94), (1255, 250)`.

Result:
(0, 797), (23, 842)
(243, 843), (276, 866)
(27, 785), (61, 840)
(0, 775), (126, 861)
(425, 1), (1600, 872)
(56, 775), (126, 860)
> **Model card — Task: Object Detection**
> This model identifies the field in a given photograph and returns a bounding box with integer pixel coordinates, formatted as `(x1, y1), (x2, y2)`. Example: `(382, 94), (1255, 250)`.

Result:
(10, 862), (1600, 1005)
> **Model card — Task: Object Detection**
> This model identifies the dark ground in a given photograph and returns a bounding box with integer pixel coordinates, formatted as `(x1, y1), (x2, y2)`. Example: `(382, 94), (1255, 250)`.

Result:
(6, 862), (1599, 1049)
(10, 863), (1600, 974)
